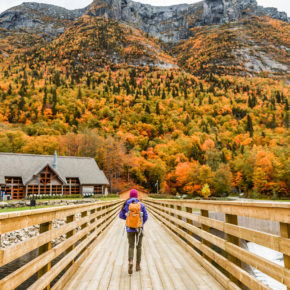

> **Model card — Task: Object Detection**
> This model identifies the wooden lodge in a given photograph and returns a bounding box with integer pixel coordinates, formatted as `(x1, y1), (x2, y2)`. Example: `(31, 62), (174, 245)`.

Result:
(118, 187), (149, 199)
(0, 152), (109, 199)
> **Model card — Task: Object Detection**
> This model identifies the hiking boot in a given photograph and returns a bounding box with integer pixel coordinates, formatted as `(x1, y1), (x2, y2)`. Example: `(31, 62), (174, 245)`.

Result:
(128, 259), (133, 274)
(136, 262), (141, 271)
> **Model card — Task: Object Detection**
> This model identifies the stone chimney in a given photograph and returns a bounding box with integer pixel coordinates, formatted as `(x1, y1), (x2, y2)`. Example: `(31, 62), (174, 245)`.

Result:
(53, 150), (57, 170)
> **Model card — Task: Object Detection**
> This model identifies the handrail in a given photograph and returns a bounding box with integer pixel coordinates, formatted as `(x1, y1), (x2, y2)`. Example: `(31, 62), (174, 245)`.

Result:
(0, 200), (123, 290)
(144, 199), (290, 290)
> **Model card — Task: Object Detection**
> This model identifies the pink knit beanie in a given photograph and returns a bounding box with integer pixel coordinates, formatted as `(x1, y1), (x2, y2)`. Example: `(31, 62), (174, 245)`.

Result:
(129, 189), (138, 198)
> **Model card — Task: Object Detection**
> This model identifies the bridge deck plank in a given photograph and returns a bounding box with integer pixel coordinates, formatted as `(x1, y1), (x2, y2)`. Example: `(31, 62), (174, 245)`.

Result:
(146, 219), (185, 290)
(64, 217), (224, 289)
(119, 235), (131, 290)
(108, 225), (126, 290)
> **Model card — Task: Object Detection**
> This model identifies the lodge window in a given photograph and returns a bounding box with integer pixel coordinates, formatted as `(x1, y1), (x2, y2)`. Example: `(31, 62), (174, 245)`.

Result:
(64, 178), (80, 195)
(63, 186), (70, 195)
(3, 177), (24, 200)
(5, 177), (23, 185)
(40, 172), (51, 184)
(3, 178), (24, 200)
(40, 185), (51, 194)
(27, 185), (38, 195)
(71, 186), (80, 195)
(52, 185), (62, 195)
(66, 178), (80, 185)
(2, 185), (11, 196)
(94, 186), (102, 195)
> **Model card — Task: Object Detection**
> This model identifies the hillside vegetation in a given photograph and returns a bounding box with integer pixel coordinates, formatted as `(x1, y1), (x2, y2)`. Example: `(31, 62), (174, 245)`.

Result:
(0, 6), (289, 198)
(0, 62), (289, 197)
(175, 17), (290, 78)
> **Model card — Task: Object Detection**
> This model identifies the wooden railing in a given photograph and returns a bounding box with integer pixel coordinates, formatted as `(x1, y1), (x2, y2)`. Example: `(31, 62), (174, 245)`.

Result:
(144, 199), (290, 290)
(0, 200), (122, 290)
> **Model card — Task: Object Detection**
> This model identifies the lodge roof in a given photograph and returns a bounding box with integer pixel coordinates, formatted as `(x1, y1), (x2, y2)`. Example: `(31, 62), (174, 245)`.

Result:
(0, 152), (109, 186)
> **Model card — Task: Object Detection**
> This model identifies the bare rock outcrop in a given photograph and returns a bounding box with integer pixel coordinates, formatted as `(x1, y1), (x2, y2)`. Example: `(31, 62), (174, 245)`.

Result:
(0, 0), (288, 43)
(0, 2), (87, 38)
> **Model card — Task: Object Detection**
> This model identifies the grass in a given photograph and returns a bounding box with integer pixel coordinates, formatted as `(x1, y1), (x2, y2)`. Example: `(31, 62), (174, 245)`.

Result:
(30, 196), (120, 202)
(257, 199), (290, 202)
(5, 197), (84, 203)
(98, 196), (120, 201)
(0, 205), (60, 213)
(31, 198), (83, 201)
(0, 196), (120, 213)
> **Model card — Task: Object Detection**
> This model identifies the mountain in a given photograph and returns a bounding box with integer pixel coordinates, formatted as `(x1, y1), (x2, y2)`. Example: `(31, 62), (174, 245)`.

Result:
(88, 0), (288, 43)
(24, 15), (176, 69)
(174, 16), (290, 77)
(0, 0), (289, 75)
(0, 2), (289, 196)
(0, 2), (87, 39)
(0, 0), (288, 43)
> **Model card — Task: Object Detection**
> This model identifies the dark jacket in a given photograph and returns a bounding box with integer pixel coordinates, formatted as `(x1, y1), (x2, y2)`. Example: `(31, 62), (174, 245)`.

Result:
(119, 197), (148, 232)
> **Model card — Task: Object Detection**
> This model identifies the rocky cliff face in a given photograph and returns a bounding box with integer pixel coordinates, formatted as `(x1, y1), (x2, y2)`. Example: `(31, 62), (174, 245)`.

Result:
(87, 0), (201, 43)
(87, 0), (289, 42)
(202, 0), (289, 24)
(0, 2), (87, 38)
(202, 0), (255, 24)
(256, 6), (289, 22)
(0, 0), (288, 43)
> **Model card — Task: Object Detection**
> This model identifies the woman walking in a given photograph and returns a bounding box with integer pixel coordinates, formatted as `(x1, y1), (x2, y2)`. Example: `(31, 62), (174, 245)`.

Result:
(119, 189), (148, 274)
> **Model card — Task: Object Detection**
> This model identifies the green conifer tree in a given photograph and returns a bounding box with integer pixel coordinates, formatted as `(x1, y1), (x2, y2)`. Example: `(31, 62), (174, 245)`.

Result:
(246, 115), (254, 137)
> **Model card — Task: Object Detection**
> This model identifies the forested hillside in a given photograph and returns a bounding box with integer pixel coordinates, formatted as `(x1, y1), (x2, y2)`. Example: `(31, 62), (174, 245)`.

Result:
(0, 63), (288, 197)
(0, 1), (289, 198)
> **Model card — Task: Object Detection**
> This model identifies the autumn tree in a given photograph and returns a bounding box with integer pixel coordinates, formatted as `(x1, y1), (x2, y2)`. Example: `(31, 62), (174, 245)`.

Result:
(213, 164), (232, 196)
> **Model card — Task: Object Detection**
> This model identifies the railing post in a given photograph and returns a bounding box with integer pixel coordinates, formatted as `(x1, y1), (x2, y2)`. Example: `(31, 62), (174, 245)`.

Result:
(66, 214), (75, 270)
(176, 205), (182, 220)
(280, 222), (290, 290)
(81, 210), (88, 242)
(225, 214), (242, 287)
(200, 209), (210, 243)
(38, 221), (52, 290)
(186, 207), (193, 225)
(90, 208), (96, 234)
(176, 205), (184, 236)
(186, 207), (193, 244)
(161, 202), (167, 225)
(97, 205), (101, 219)
(186, 207), (193, 228)
(170, 204), (176, 226)
(95, 205), (102, 234)
(162, 203), (170, 224)
(200, 209), (211, 262)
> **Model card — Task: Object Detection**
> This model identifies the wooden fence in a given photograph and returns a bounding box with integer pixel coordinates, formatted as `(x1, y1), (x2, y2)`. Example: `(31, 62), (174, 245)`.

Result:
(144, 199), (290, 290)
(0, 200), (122, 290)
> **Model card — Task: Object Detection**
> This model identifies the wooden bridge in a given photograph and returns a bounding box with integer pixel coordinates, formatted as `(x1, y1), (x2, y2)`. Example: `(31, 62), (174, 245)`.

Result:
(0, 199), (289, 290)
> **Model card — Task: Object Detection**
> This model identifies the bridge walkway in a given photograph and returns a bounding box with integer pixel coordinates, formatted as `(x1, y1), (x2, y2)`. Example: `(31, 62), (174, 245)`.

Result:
(64, 216), (224, 290)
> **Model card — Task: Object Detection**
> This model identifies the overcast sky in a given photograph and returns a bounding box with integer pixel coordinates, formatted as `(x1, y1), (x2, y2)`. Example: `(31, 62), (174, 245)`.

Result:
(0, 0), (289, 15)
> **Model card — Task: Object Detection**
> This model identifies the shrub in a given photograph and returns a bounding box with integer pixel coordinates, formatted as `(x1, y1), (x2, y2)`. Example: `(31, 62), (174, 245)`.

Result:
(201, 183), (211, 199)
